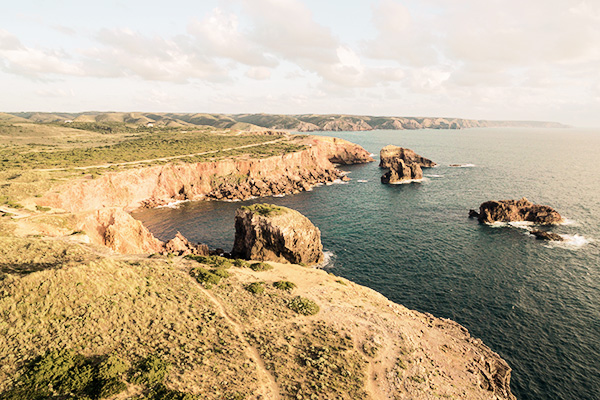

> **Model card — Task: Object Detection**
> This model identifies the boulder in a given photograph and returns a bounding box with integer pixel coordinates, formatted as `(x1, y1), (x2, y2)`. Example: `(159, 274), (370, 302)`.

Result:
(163, 232), (210, 256)
(379, 145), (437, 169)
(531, 230), (564, 241)
(231, 204), (323, 265)
(472, 198), (563, 225)
(381, 158), (423, 184)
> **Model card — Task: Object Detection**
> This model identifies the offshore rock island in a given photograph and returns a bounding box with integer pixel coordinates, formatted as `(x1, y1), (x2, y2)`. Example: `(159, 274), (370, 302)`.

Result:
(0, 115), (516, 399)
(469, 198), (563, 225)
(380, 145), (436, 184)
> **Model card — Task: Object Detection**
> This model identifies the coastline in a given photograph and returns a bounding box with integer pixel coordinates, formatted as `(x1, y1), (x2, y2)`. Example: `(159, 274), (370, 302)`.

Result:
(0, 133), (516, 399)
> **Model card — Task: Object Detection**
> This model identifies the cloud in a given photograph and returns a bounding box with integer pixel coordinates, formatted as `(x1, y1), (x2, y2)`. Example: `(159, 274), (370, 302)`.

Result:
(0, 30), (83, 79)
(187, 8), (277, 67)
(245, 66), (271, 80)
(85, 28), (227, 83)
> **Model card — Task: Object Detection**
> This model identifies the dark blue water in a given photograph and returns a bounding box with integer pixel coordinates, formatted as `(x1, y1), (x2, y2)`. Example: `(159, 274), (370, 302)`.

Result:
(132, 128), (600, 400)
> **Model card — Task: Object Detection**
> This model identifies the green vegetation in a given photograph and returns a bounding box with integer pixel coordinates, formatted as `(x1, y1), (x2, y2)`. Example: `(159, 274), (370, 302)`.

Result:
(248, 262), (274, 271)
(0, 350), (196, 400)
(190, 266), (229, 288)
(245, 282), (265, 294)
(273, 281), (297, 292)
(185, 254), (233, 268)
(0, 132), (279, 169)
(232, 259), (248, 267)
(288, 296), (320, 316)
(241, 203), (287, 217)
(0, 196), (22, 209)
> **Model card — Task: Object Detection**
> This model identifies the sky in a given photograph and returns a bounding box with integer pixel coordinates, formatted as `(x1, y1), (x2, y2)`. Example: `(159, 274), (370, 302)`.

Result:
(1, 0), (599, 126)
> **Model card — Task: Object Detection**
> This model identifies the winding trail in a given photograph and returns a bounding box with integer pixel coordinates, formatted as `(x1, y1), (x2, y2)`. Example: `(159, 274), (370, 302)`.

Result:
(34, 137), (289, 172)
(197, 284), (282, 400)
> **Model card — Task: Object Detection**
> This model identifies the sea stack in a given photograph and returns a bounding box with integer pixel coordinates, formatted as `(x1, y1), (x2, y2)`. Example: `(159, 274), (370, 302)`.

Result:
(469, 198), (563, 224)
(379, 145), (437, 169)
(231, 203), (324, 264)
(380, 145), (435, 184)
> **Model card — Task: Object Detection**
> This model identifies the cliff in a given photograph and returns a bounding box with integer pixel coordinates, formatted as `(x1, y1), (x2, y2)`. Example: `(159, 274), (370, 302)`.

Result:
(381, 158), (423, 184)
(232, 204), (324, 265)
(39, 135), (373, 213)
(470, 198), (563, 224)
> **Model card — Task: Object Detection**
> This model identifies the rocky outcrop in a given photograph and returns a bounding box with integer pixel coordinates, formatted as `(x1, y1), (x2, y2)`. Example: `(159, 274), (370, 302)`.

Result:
(39, 136), (373, 212)
(75, 208), (164, 254)
(163, 232), (210, 256)
(470, 198), (563, 224)
(381, 158), (423, 184)
(379, 145), (437, 169)
(232, 204), (323, 265)
(531, 230), (564, 241)
(380, 145), (435, 184)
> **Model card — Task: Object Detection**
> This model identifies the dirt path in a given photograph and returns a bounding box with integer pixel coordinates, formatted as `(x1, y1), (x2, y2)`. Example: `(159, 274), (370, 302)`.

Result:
(198, 285), (282, 400)
(34, 137), (289, 172)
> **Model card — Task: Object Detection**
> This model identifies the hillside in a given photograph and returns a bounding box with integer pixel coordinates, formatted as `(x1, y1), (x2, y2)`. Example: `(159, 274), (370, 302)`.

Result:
(0, 235), (514, 400)
(6, 112), (569, 132)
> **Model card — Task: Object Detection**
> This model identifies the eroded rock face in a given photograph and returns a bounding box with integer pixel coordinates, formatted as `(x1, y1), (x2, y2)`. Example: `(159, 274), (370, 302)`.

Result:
(232, 204), (323, 265)
(381, 158), (423, 184)
(470, 198), (563, 224)
(379, 145), (437, 169)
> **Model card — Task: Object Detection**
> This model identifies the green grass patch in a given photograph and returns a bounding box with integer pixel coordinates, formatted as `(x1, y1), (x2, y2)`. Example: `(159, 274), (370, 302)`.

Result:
(273, 281), (296, 292)
(240, 203), (287, 217)
(245, 282), (265, 295)
(248, 262), (273, 271)
(185, 254), (232, 268)
(288, 296), (320, 316)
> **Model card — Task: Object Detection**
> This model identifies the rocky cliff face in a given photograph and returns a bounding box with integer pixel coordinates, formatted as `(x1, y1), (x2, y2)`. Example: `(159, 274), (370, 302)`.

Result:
(379, 145), (437, 169)
(380, 145), (435, 184)
(470, 198), (563, 224)
(232, 204), (323, 265)
(40, 136), (373, 212)
(381, 158), (423, 184)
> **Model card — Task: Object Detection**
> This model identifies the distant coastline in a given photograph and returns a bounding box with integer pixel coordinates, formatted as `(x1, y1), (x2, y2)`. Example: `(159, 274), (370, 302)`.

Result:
(1, 111), (570, 132)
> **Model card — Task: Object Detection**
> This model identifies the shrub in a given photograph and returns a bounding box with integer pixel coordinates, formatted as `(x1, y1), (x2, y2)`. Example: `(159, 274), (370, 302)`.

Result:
(249, 262), (273, 271)
(35, 205), (50, 212)
(288, 296), (320, 316)
(186, 255), (232, 268)
(0, 350), (129, 400)
(130, 355), (169, 387)
(190, 267), (222, 287)
(232, 259), (247, 267)
(273, 281), (296, 292)
(149, 383), (198, 400)
(212, 268), (230, 279)
(245, 282), (265, 294)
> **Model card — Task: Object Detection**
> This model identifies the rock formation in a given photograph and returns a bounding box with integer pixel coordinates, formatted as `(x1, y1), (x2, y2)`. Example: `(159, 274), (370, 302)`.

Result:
(232, 204), (323, 265)
(379, 145), (437, 169)
(379, 145), (435, 184)
(531, 230), (564, 241)
(381, 158), (423, 184)
(163, 232), (210, 256)
(469, 198), (563, 224)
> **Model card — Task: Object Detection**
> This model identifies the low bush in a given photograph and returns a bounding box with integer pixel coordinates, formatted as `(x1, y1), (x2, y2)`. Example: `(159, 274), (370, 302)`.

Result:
(232, 259), (247, 267)
(245, 282), (265, 294)
(273, 281), (296, 292)
(288, 296), (320, 316)
(240, 203), (286, 217)
(190, 267), (222, 287)
(130, 354), (169, 387)
(186, 254), (232, 268)
(0, 350), (130, 400)
(249, 262), (273, 271)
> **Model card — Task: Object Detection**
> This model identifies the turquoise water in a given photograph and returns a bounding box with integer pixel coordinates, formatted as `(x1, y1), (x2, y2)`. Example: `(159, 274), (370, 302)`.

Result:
(132, 128), (600, 400)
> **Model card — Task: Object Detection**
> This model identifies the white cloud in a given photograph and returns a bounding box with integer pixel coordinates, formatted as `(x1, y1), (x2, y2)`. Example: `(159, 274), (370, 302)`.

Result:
(245, 66), (271, 80)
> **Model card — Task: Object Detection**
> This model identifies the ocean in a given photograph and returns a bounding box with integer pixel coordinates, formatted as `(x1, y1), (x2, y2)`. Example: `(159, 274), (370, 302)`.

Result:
(132, 128), (600, 400)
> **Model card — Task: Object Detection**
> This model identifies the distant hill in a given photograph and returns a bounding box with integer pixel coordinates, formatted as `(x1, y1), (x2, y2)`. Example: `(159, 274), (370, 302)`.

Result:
(5, 112), (570, 131)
